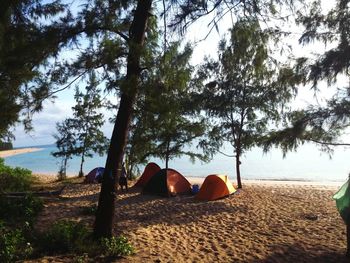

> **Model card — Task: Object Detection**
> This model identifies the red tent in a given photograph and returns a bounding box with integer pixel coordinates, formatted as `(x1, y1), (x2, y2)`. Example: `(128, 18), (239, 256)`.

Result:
(134, 162), (161, 187)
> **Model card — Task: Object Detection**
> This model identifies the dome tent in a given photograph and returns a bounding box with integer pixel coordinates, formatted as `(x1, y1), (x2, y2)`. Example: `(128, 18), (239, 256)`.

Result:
(143, 168), (192, 197)
(134, 162), (161, 187)
(85, 167), (104, 183)
(196, 175), (236, 201)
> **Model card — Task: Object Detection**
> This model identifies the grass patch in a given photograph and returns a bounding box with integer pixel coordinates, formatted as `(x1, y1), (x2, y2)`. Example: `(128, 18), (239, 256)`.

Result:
(100, 236), (135, 258)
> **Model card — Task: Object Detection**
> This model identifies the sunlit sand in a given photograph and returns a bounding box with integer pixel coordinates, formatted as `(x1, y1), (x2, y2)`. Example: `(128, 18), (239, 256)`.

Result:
(31, 175), (347, 262)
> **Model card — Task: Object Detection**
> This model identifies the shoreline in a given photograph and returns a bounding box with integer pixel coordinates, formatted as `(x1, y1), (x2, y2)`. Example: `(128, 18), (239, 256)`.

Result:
(0, 147), (43, 158)
(32, 173), (344, 190)
(186, 176), (343, 188)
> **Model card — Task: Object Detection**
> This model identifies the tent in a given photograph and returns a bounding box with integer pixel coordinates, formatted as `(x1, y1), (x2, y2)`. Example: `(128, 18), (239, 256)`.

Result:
(143, 168), (192, 196)
(196, 174), (236, 201)
(333, 178), (350, 224)
(84, 167), (104, 183)
(134, 162), (161, 187)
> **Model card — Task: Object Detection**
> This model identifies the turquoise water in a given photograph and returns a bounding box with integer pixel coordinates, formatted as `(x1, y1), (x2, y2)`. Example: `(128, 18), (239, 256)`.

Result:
(3, 144), (350, 182)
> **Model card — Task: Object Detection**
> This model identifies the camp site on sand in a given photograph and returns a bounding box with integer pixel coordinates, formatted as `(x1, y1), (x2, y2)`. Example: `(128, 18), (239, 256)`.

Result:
(2, 0), (350, 262)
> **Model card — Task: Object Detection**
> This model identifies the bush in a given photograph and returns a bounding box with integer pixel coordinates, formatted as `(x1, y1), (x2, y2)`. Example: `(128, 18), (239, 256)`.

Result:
(38, 220), (135, 259)
(100, 236), (134, 258)
(0, 195), (43, 226)
(0, 158), (33, 192)
(0, 221), (33, 263)
(40, 220), (90, 254)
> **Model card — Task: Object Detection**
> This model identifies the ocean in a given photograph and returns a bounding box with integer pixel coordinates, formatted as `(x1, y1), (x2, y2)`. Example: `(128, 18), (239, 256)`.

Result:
(3, 144), (350, 182)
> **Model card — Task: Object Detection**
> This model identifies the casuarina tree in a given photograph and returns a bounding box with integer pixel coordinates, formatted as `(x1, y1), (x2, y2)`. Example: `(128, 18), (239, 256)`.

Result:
(195, 19), (296, 188)
(262, 1), (350, 154)
(126, 43), (208, 171)
(52, 119), (76, 180)
(71, 74), (109, 177)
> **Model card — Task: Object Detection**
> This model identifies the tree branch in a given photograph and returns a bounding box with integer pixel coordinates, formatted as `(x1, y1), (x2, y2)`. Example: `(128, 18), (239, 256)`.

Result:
(218, 150), (236, 157)
(307, 138), (350, 146)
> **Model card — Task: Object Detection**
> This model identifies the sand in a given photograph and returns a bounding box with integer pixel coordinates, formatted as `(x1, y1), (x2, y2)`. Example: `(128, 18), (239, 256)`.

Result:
(32, 177), (348, 263)
(0, 147), (43, 158)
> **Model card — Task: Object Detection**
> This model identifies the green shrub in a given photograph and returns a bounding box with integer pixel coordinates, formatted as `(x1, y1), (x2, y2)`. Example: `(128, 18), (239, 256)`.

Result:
(0, 158), (33, 192)
(100, 236), (134, 258)
(0, 195), (43, 226)
(40, 220), (90, 254)
(0, 221), (33, 263)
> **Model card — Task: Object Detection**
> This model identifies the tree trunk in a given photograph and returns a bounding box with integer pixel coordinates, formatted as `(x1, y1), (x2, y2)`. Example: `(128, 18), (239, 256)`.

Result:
(79, 152), (85, 177)
(93, 0), (153, 239)
(165, 140), (170, 169)
(63, 157), (68, 177)
(236, 149), (242, 189)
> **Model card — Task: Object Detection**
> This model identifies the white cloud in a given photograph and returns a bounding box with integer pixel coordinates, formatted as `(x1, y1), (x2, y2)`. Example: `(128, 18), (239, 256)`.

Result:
(12, 96), (116, 147)
(12, 100), (74, 147)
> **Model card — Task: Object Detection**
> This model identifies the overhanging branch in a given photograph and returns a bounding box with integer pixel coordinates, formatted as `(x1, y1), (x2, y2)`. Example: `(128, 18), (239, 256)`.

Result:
(307, 138), (350, 147)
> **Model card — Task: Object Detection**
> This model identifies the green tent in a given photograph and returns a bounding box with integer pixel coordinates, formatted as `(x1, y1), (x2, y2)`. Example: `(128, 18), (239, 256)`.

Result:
(333, 179), (350, 224)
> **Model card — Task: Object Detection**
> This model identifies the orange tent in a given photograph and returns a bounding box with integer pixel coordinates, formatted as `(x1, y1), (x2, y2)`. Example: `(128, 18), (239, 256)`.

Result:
(143, 168), (192, 196)
(196, 174), (236, 201)
(134, 162), (161, 187)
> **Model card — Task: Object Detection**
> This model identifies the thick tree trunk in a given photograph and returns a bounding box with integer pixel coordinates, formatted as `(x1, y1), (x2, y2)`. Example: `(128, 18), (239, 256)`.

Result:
(93, 0), (153, 238)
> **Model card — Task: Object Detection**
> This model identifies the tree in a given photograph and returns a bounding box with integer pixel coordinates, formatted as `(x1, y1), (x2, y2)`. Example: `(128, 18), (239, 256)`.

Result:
(71, 75), (109, 177)
(93, 0), (154, 238)
(52, 119), (76, 180)
(195, 19), (295, 188)
(52, 74), (109, 177)
(0, 0), (83, 139)
(125, 43), (208, 172)
(262, 0), (350, 153)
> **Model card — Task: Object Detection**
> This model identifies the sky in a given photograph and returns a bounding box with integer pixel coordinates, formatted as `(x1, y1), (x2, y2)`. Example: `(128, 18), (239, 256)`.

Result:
(10, 0), (346, 148)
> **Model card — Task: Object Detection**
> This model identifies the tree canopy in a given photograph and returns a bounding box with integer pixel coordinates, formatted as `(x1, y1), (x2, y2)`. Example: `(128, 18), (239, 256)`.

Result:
(126, 43), (209, 172)
(262, 0), (350, 153)
(194, 18), (296, 188)
(0, 0), (69, 139)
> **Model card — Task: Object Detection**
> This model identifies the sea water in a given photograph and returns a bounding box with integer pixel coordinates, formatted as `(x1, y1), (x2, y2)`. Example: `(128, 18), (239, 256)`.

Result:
(3, 144), (350, 182)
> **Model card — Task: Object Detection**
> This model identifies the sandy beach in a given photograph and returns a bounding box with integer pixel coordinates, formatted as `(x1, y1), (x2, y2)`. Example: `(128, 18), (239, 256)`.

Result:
(30, 176), (348, 263)
(0, 147), (43, 158)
